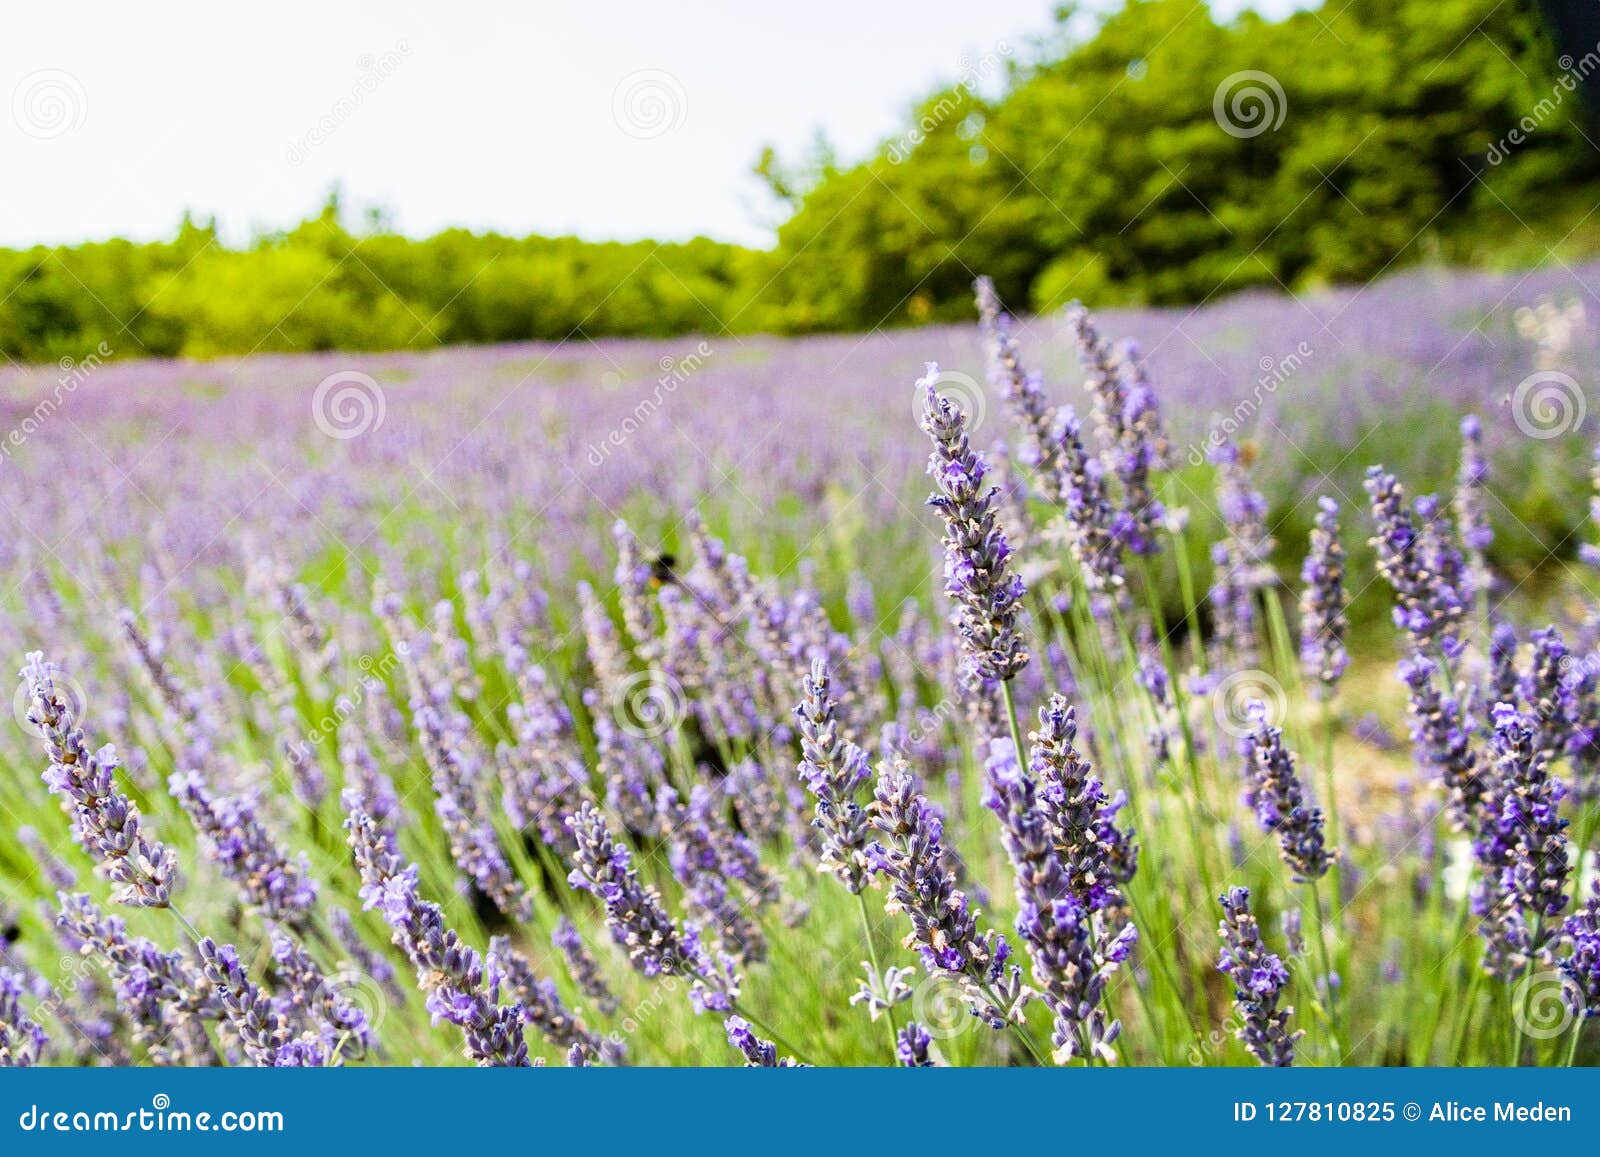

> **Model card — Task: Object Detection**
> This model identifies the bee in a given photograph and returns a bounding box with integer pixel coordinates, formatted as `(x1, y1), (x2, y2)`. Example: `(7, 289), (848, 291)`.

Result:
(648, 552), (679, 588)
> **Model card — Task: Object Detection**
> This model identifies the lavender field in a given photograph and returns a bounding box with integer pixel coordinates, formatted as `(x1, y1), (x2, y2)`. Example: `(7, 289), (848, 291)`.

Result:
(1, 262), (1599, 1067)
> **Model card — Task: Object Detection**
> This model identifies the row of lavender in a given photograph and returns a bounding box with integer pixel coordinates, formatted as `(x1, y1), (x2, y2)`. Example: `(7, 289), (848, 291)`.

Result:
(0, 270), (1598, 1065)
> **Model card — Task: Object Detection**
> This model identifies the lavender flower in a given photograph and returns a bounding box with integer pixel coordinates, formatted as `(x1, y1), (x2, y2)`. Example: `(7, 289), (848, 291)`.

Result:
(0, 969), (47, 1067)
(896, 1021), (936, 1067)
(1208, 438), (1274, 669)
(918, 363), (1029, 683)
(196, 937), (322, 1067)
(1365, 468), (1466, 659)
(1240, 702), (1332, 882)
(984, 739), (1135, 1062)
(867, 754), (1025, 1027)
(1472, 704), (1570, 976)
(1560, 881), (1600, 1019)
(23, 653), (177, 908)
(486, 937), (617, 1064)
(564, 802), (738, 1014)
(56, 893), (217, 1064)
(795, 658), (873, 892)
(1029, 696), (1138, 910)
(169, 771), (318, 928)
(1298, 496), (1349, 694)
(1522, 627), (1574, 758)
(1398, 652), (1488, 829)
(552, 916), (618, 1015)
(1217, 887), (1301, 1066)
(268, 928), (373, 1059)
(1056, 408), (1127, 592)
(346, 807), (529, 1066)
(724, 1015), (800, 1067)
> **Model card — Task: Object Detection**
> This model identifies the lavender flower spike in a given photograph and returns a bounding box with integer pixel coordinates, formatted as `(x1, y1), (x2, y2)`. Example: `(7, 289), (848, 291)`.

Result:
(552, 916), (618, 1015)
(1240, 702), (1333, 882)
(918, 363), (1030, 684)
(896, 1021), (937, 1067)
(1298, 496), (1349, 695)
(23, 653), (177, 908)
(196, 937), (322, 1067)
(724, 1015), (802, 1067)
(0, 969), (47, 1067)
(795, 658), (873, 892)
(1398, 652), (1488, 830)
(565, 802), (739, 1015)
(867, 754), (1026, 1028)
(346, 807), (529, 1066)
(1029, 696), (1138, 910)
(984, 738), (1135, 1063)
(1217, 887), (1301, 1067)
(1560, 880), (1600, 1019)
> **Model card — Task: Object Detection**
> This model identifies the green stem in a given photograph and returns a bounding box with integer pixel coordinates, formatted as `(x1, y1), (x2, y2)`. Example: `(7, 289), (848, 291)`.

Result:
(855, 890), (901, 1060)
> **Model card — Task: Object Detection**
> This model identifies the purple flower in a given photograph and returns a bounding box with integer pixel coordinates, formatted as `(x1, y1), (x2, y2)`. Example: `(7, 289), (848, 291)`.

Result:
(1029, 696), (1138, 909)
(345, 806), (529, 1066)
(0, 968), (48, 1067)
(794, 658), (873, 893)
(169, 771), (318, 928)
(984, 738), (1135, 1062)
(1365, 468), (1466, 659)
(918, 363), (1030, 684)
(1560, 881), (1600, 1019)
(896, 1021), (936, 1067)
(564, 802), (739, 1015)
(1216, 887), (1301, 1067)
(868, 754), (1025, 1027)
(552, 916), (618, 1016)
(1472, 705), (1570, 978)
(23, 653), (178, 909)
(1239, 702), (1332, 882)
(1398, 652), (1488, 830)
(1298, 496), (1349, 694)
(975, 276), (1064, 504)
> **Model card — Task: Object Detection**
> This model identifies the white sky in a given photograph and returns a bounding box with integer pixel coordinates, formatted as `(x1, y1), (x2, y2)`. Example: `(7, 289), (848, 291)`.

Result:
(0, 0), (1305, 249)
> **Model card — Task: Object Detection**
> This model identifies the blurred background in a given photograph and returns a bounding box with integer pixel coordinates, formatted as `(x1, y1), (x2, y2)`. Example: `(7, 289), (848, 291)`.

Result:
(1, 0), (1596, 362)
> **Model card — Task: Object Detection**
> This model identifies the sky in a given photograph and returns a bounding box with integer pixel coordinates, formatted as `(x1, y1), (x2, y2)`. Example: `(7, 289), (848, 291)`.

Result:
(0, 0), (1306, 250)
